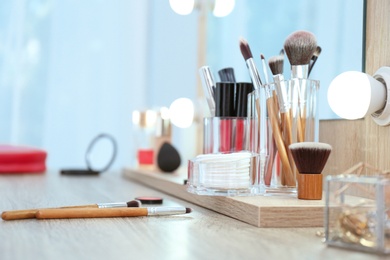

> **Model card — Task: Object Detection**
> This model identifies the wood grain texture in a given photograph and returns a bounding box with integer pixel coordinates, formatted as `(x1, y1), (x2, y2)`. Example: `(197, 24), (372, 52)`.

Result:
(0, 171), (378, 260)
(364, 0), (390, 172)
(123, 168), (325, 228)
(320, 0), (390, 176)
(319, 119), (365, 175)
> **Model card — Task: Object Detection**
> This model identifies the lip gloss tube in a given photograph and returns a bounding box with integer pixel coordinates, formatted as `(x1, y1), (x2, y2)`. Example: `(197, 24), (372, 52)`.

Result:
(214, 82), (235, 153)
(235, 82), (254, 151)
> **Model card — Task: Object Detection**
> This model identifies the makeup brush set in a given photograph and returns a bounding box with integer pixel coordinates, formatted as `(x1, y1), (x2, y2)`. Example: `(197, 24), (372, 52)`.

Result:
(1, 199), (192, 220)
(189, 30), (332, 198)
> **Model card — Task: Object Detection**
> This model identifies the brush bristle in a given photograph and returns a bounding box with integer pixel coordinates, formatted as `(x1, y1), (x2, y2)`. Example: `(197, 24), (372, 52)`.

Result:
(239, 37), (253, 60)
(284, 30), (317, 66)
(313, 46), (322, 57)
(127, 200), (142, 207)
(268, 55), (284, 75)
(289, 142), (332, 174)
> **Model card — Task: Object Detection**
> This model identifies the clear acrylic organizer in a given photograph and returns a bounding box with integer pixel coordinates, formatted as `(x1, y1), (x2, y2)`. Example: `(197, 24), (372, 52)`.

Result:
(187, 152), (263, 196)
(325, 174), (390, 254)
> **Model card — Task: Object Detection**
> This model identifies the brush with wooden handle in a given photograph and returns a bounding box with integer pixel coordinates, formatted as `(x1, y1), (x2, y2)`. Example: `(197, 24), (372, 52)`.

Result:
(268, 52), (296, 186)
(35, 207), (192, 219)
(284, 30), (317, 142)
(289, 142), (332, 200)
(1, 200), (141, 220)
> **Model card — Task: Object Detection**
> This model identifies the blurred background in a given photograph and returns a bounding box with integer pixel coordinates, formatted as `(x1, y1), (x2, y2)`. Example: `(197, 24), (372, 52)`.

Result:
(0, 0), (363, 170)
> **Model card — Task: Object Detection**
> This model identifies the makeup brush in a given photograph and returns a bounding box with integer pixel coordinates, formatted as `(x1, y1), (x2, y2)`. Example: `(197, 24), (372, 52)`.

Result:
(262, 56), (294, 185)
(284, 30), (317, 79)
(239, 37), (263, 89)
(218, 67), (236, 83)
(284, 30), (317, 142)
(266, 53), (295, 186)
(35, 206), (192, 219)
(1, 200), (142, 220)
(308, 46), (322, 76)
(239, 37), (268, 155)
(289, 142), (332, 200)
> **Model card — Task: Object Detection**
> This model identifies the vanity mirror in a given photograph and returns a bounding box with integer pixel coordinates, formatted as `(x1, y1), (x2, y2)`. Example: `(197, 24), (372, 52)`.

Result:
(204, 0), (365, 120)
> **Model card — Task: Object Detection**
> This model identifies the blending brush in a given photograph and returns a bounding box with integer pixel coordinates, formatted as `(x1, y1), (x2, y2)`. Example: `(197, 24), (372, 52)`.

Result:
(284, 30), (317, 142)
(239, 37), (265, 153)
(289, 142), (332, 200)
(239, 37), (263, 89)
(35, 206), (192, 219)
(266, 53), (296, 186)
(308, 46), (322, 77)
(1, 200), (142, 220)
(284, 30), (317, 79)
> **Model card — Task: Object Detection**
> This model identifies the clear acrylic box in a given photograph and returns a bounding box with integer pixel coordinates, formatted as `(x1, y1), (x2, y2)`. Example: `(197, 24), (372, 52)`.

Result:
(187, 152), (263, 196)
(325, 174), (390, 254)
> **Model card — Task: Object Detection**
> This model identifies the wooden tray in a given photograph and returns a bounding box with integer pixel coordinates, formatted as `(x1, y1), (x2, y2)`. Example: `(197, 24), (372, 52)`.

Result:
(122, 167), (325, 228)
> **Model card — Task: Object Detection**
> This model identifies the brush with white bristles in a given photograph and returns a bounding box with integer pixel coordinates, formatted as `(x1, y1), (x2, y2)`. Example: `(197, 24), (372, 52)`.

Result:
(284, 30), (317, 79)
(289, 142), (332, 200)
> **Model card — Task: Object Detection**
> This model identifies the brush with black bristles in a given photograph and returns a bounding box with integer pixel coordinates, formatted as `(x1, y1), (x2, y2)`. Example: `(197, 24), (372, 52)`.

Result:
(289, 142), (332, 200)
(284, 30), (317, 79)
(308, 46), (322, 77)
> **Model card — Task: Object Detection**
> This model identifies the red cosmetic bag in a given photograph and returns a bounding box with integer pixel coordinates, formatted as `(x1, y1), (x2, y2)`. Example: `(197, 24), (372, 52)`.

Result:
(0, 145), (47, 173)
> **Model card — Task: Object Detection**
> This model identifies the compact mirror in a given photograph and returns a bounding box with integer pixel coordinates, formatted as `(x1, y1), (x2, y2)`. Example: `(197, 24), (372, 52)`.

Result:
(61, 134), (117, 175)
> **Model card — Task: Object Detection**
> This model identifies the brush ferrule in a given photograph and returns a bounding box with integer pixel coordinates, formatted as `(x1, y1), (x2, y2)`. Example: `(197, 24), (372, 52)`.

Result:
(291, 64), (309, 79)
(97, 202), (127, 208)
(273, 74), (290, 112)
(147, 206), (187, 216)
(245, 58), (262, 90)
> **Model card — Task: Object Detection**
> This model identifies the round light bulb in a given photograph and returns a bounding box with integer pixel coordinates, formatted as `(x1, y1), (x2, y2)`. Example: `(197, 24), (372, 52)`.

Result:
(160, 106), (170, 120)
(169, 0), (195, 15)
(213, 0), (235, 17)
(327, 71), (386, 120)
(169, 98), (194, 128)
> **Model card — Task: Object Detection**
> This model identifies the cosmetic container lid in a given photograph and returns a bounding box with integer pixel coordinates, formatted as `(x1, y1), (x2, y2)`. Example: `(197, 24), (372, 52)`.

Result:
(0, 145), (47, 173)
(215, 82), (235, 117)
(218, 67), (236, 83)
(135, 196), (163, 204)
(236, 82), (254, 117)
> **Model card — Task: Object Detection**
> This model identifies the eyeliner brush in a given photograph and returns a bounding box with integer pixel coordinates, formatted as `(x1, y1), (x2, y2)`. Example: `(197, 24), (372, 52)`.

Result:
(36, 207), (192, 219)
(308, 46), (322, 76)
(1, 200), (142, 220)
(239, 37), (263, 89)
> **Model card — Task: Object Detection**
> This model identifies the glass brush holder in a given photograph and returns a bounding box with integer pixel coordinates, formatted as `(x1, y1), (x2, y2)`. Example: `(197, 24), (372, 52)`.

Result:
(249, 79), (320, 195)
(187, 117), (261, 196)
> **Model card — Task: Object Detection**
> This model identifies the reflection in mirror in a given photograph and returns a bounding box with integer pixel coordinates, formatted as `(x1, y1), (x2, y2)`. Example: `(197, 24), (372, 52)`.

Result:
(206, 0), (365, 119)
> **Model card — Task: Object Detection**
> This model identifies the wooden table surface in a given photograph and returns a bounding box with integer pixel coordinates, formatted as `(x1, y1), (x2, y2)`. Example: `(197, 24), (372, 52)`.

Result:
(0, 171), (385, 260)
